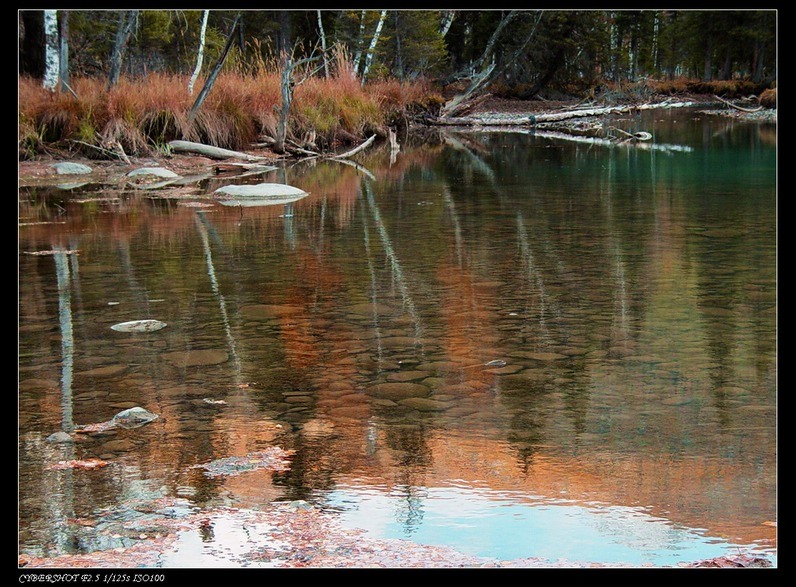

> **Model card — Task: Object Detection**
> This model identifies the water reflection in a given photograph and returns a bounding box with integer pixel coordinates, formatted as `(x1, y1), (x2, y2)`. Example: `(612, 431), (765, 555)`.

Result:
(18, 111), (776, 564)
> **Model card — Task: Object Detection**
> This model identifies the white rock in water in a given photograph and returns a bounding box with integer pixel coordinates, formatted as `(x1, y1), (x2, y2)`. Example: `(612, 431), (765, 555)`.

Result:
(111, 407), (159, 428)
(127, 167), (181, 179)
(110, 319), (168, 332)
(214, 183), (308, 199)
(53, 162), (93, 175)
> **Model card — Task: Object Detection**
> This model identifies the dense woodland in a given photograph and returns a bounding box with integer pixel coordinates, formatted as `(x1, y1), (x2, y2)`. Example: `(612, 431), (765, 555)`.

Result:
(18, 9), (777, 159)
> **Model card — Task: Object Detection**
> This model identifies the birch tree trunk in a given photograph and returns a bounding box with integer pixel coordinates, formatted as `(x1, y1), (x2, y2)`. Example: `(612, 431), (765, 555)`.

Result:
(352, 10), (366, 74)
(317, 10), (329, 78)
(188, 10), (209, 95)
(58, 11), (69, 90)
(189, 13), (240, 122)
(361, 10), (387, 85)
(439, 10), (455, 37)
(609, 11), (618, 82)
(43, 10), (59, 91)
(651, 11), (660, 75)
(107, 10), (138, 89)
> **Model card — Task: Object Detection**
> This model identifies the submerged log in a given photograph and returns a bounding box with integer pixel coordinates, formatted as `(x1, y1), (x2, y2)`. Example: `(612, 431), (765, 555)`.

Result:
(167, 140), (268, 161)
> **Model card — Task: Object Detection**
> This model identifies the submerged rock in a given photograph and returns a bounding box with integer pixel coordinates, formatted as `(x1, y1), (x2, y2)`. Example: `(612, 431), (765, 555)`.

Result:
(78, 364), (128, 377)
(367, 382), (429, 401)
(46, 431), (74, 443)
(127, 167), (181, 179)
(397, 397), (450, 412)
(110, 319), (168, 333)
(195, 447), (295, 477)
(161, 349), (229, 367)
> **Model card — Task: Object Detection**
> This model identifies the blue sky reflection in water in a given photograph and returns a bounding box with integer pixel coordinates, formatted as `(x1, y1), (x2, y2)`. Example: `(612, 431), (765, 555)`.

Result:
(18, 108), (776, 567)
(324, 483), (776, 567)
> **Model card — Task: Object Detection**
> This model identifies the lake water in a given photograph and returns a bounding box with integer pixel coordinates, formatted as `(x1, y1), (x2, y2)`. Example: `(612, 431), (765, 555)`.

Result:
(18, 109), (777, 567)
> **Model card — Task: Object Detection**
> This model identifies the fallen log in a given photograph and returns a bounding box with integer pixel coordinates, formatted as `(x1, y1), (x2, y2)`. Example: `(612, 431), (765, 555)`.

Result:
(714, 94), (763, 113)
(429, 100), (701, 127)
(167, 140), (268, 161)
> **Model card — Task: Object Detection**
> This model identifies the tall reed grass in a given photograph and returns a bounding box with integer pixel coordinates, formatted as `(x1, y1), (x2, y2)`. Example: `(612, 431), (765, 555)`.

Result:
(18, 65), (442, 159)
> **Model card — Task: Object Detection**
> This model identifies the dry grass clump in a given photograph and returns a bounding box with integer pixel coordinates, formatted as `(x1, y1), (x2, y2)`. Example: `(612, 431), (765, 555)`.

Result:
(759, 88), (776, 108)
(19, 61), (439, 157)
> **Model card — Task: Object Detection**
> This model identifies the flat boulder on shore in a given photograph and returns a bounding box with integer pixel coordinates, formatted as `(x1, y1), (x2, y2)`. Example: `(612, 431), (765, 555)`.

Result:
(53, 162), (93, 175)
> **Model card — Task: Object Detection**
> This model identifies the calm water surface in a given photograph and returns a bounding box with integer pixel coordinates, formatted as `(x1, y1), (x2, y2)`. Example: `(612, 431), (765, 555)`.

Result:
(18, 110), (776, 566)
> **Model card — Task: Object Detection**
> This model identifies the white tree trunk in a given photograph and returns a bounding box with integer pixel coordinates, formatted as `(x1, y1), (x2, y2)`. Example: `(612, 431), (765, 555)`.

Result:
(317, 10), (329, 78)
(352, 10), (366, 74)
(439, 10), (455, 37)
(58, 11), (69, 89)
(43, 10), (59, 91)
(361, 10), (387, 85)
(188, 10), (209, 95)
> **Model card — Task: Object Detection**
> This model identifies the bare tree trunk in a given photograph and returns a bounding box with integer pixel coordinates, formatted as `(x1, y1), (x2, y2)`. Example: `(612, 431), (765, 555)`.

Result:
(609, 11), (618, 82)
(352, 10), (366, 74)
(58, 11), (69, 89)
(473, 10), (518, 72)
(752, 39), (766, 83)
(43, 10), (59, 91)
(108, 10), (138, 89)
(441, 11), (540, 118)
(188, 13), (240, 123)
(361, 10), (387, 85)
(651, 11), (660, 75)
(703, 38), (712, 82)
(439, 10), (455, 37)
(394, 12), (403, 80)
(317, 10), (329, 78)
(188, 10), (209, 95)
(274, 50), (293, 155)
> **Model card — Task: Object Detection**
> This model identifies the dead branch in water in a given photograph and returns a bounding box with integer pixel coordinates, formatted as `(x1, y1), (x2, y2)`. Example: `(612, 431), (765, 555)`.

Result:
(714, 94), (763, 113)
(331, 134), (376, 159)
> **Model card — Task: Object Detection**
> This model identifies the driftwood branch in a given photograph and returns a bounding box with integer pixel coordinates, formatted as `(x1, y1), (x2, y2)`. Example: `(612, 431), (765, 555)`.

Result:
(167, 140), (267, 161)
(714, 94), (763, 113)
(331, 134), (376, 159)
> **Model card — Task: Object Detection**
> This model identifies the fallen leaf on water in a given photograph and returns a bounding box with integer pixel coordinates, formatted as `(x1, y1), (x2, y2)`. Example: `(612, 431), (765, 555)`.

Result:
(203, 398), (227, 405)
(762, 520), (777, 527)
(49, 458), (109, 471)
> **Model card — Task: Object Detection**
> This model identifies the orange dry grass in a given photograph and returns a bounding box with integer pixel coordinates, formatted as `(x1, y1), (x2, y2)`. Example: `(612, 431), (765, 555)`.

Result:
(19, 69), (435, 155)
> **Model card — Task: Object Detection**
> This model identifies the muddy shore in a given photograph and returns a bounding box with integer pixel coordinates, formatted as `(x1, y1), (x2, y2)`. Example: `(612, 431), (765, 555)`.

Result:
(18, 95), (775, 186)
